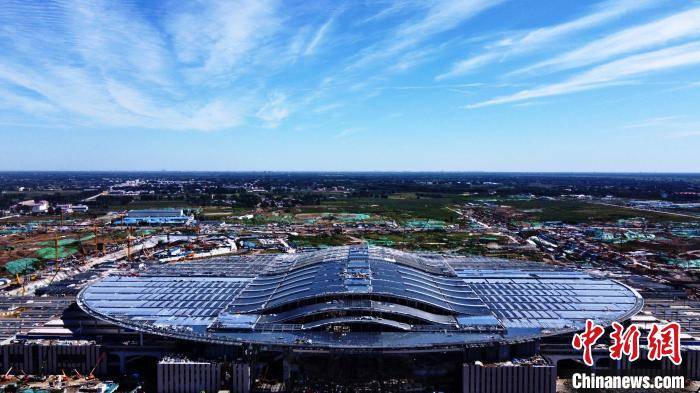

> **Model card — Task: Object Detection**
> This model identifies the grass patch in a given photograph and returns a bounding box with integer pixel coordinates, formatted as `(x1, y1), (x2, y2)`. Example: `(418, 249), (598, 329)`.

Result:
(388, 193), (418, 200)
(361, 231), (498, 252)
(296, 197), (462, 224)
(289, 234), (352, 248)
(499, 200), (694, 224)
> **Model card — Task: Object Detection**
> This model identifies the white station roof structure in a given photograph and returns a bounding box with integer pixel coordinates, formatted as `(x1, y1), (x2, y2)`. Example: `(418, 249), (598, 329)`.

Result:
(78, 245), (643, 351)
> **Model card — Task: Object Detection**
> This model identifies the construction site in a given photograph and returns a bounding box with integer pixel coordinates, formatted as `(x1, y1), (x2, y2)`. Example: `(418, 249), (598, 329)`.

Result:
(0, 172), (699, 392)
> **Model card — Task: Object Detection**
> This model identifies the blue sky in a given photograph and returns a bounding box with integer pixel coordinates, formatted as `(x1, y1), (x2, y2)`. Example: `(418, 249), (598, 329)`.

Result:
(1, 0), (700, 171)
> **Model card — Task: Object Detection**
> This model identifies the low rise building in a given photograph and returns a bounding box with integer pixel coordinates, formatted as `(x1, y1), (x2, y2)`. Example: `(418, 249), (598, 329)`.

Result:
(119, 208), (193, 225)
(13, 200), (49, 214)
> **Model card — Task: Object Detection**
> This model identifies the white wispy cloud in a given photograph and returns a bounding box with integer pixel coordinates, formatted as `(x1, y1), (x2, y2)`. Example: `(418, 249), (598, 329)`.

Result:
(312, 102), (344, 114)
(518, 6), (700, 75)
(437, 0), (655, 79)
(166, 0), (280, 78)
(618, 116), (700, 139)
(334, 126), (365, 139)
(621, 116), (681, 129)
(0, 0), (276, 131)
(304, 17), (334, 56)
(500, 0), (652, 48)
(67, 1), (172, 85)
(0, 88), (56, 115)
(467, 41), (700, 108)
(2, 0), (698, 136)
(359, 1), (426, 25)
(437, 53), (499, 80)
(256, 93), (291, 128)
(347, 0), (503, 71)
(668, 130), (700, 138)
(0, 0), (505, 132)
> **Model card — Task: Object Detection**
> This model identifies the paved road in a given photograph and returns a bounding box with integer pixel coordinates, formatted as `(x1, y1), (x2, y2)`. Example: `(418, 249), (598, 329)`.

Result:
(448, 206), (491, 229)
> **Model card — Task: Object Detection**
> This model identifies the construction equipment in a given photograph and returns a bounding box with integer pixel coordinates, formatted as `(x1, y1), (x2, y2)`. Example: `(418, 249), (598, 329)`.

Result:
(15, 273), (24, 296)
(47, 234), (66, 286)
(101, 227), (107, 254)
(54, 232), (60, 272)
(166, 229), (171, 257)
(94, 223), (100, 256)
(47, 264), (62, 287)
(126, 227), (133, 261)
(87, 352), (106, 380)
(2, 367), (13, 381)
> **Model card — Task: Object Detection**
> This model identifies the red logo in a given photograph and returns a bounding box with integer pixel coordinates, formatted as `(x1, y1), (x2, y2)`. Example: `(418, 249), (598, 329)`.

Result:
(572, 320), (682, 366)
(609, 321), (640, 362)
(647, 322), (682, 365)
(572, 319), (605, 366)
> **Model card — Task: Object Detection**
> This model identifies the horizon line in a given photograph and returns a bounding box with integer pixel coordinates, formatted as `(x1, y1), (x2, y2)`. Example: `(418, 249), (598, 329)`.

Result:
(1, 170), (699, 175)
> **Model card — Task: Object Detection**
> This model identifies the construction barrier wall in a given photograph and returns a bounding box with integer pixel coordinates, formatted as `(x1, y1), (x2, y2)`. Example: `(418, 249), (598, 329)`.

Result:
(462, 363), (556, 393)
(232, 362), (251, 393)
(618, 347), (700, 379)
(0, 340), (105, 376)
(156, 360), (221, 393)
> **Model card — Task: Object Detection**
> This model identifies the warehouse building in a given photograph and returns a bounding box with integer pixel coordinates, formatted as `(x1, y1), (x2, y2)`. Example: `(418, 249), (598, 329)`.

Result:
(118, 208), (194, 225)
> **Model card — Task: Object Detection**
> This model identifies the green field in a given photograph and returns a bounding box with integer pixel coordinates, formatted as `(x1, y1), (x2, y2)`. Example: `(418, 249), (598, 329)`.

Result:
(388, 193), (418, 199)
(361, 231), (507, 252)
(289, 234), (353, 248)
(198, 206), (253, 220)
(103, 200), (200, 210)
(295, 196), (464, 224)
(288, 229), (513, 252)
(496, 199), (696, 224)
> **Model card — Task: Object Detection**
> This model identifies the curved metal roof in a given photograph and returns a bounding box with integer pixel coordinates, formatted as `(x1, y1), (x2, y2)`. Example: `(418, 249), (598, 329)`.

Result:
(77, 245), (643, 351)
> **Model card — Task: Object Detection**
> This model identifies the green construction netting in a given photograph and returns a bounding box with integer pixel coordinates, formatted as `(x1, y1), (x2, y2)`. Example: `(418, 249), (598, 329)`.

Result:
(666, 259), (700, 269)
(337, 213), (371, 222)
(80, 234), (96, 241)
(318, 213), (371, 222)
(6, 257), (38, 275)
(0, 229), (24, 235)
(404, 219), (446, 229)
(366, 238), (395, 246)
(38, 238), (77, 246)
(37, 234), (95, 247)
(36, 246), (78, 259)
